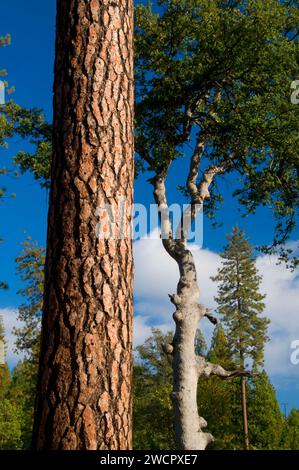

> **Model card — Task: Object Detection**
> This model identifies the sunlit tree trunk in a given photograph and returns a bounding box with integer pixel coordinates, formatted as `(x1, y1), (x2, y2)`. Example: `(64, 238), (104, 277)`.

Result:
(32, 0), (134, 450)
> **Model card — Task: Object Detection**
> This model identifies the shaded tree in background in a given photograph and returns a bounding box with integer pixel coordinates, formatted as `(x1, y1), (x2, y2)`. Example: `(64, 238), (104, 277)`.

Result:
(133, 328), (294, 450)
(14, 238), (45, 365)
(7, 361), (37, 450)
(0, 239), (45, 450)
(0, 34), (22, 450)
(0, 399), (22, 450)
(0, 47), (51, 450)
(281, 409), (299, 450)
(133, 329), (175, 449)
(5, 239), (45, 449)
(135, 0), (299, 449)
(197, 324), (241, 450)
(248, 371), (285, 450)
(7, 240), (284, 451)
(0, 316), (22, 450)
(1, 315), (297, 451)
(212, 227), (269, 449)
(206, 324), (234, 369)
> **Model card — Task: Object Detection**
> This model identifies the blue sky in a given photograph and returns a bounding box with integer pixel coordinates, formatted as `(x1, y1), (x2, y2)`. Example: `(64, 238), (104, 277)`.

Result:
(0, 1), (298, 414)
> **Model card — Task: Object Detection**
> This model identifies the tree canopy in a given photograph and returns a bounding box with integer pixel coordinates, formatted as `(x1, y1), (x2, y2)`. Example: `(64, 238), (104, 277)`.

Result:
(135, 0), (299, 260)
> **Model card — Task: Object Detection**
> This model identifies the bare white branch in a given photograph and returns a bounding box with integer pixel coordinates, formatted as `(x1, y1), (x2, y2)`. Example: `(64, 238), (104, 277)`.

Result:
(176, 138), (205, 241)
(196, 356), (253, 379)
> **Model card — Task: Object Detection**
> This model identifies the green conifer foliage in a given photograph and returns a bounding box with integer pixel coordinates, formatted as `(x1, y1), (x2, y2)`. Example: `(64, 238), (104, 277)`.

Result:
(133, 329), (175, 449)
(212, 227), (269, 370)
(0, 399), (22, 450)
(8, 238), (45, 449)
(13, 238), (45, 364)
(206, 323), (233, 369)
(248, 371), (285, 450)
(281, 409), (299, 450)
(0, 314), (22, 450)
(0, 239), (45, 449)
(211, 227), (270, 449)
(199, 324), (250, 449)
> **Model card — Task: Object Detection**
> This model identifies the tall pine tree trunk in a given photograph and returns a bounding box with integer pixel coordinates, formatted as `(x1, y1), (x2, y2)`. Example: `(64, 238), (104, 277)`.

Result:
(241, 377), (249, 450)
(240, 348), (249, 450)
(32, 0), (134, 450)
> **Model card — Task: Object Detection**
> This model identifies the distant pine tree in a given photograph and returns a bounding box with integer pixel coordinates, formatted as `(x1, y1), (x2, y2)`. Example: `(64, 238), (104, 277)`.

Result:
(248, 371), (285, 450)
(133, 329), (175, 450)
(0, 315), (21, 451)
(212, 227), (270, 449)
(198, 324), (240, 449)
(206, 323), (233, 369)
(281, 409), (299, 450)
(14, 237), (45, 365)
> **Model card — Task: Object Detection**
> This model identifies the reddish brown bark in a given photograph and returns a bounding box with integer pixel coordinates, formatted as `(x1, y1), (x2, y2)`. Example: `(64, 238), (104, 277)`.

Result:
(32, 0), (134, 450)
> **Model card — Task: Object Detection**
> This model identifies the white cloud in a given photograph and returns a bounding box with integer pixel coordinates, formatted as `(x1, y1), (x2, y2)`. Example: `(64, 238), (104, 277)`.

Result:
(134, 232), (299, 381)
(256, 256), (299, 378)
(133, 314), (171, 347)
(134, 229), (221, 307)
(0, 307), (24, 369)
(133, 232), (222, 347)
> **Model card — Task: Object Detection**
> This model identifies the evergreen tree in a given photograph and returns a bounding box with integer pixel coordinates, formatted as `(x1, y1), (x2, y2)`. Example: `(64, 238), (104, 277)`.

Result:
(206, 323), (233, 369)
(248, 371), (285, 450)
(13, 238), (45, 364)
(0, 399), (22, 450)
(0, 240), (45, 450)
(8, 360), (37, 450)
(133, 329), (175, 449)
(0, 360), (10, 398)
(212, 226), (270, 449)
(3, 238), (46, 449)
(133, 327), (287, 451)
(212, 227), (269, 370)
(0, 314), (23, 450)
(198, 324), (241, 450)
(281, 409), (299, 450)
